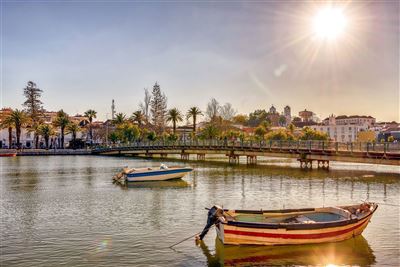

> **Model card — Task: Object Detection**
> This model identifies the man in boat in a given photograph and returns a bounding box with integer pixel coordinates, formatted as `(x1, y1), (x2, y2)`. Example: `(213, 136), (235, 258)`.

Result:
(196, 205), (225, 241)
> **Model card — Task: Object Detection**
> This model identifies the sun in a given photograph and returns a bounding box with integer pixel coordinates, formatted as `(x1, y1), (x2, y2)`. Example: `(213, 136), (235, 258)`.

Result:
(313, 7), (347, 40)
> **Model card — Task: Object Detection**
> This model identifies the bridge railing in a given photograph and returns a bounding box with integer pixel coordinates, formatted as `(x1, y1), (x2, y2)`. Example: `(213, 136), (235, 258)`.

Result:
(93, 140), (400, 154)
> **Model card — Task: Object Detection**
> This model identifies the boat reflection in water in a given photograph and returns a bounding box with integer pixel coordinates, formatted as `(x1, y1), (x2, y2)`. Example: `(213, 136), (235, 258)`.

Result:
(119, 179), (190, 189)
(199, 235), (375, 266)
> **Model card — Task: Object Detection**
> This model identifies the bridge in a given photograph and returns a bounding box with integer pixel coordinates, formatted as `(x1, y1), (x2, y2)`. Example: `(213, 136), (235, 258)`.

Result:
(92, 140), (400, 168)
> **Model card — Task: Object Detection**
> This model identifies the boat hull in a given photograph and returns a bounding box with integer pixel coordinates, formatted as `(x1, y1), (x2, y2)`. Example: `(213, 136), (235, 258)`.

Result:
(0, 153), (17, 157)
(126, 168), (192, 182)
(216, 205), (377, 246)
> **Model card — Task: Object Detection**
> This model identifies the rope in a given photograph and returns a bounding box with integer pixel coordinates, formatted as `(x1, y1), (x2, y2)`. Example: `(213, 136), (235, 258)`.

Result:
(168, 225), (215, 249)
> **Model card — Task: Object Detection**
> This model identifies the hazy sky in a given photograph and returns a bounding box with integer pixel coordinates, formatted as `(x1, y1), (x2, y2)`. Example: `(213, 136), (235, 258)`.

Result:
(2, 1), (399, 122)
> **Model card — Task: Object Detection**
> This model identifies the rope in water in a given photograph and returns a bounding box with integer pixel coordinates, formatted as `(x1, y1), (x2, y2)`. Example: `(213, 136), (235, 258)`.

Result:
(168, 225), (215, 249)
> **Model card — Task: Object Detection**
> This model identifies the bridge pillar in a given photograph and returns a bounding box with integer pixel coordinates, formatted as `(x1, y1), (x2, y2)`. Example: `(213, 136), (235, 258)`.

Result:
(145, 153), (153, 158)
(197, 154), (205, 161)
(181, 153), (190, 160)
(246, 155), (257, 165)
(228, 155), (240, 164)
(317, 160), (329, 169)
(298, 159), (313, 169)
(160, 153), (168, 158)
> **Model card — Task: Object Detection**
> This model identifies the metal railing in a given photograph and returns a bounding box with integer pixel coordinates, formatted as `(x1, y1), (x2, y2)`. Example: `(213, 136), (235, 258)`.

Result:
(93, 140), (400, 155)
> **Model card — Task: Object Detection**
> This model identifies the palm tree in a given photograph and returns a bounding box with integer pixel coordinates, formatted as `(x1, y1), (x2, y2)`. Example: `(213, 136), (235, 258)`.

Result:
(67, 122), (81, 143)
(166, 108), (183, 134)
(9, 109), (28, 149)
(113, 113), (126, 125)
(131, 110), (145, 127)
(38, 124), (55, 149)
(84, 109), (97, 145)
(201, 124), (219, 140)
(187, 106), (203, 133)
(1, 114), (13, 148)
(53, 110), (70, 149)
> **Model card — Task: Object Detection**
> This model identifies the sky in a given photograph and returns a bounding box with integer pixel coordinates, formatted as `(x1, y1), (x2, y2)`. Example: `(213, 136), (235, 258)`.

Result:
(1, 0), (399, 122)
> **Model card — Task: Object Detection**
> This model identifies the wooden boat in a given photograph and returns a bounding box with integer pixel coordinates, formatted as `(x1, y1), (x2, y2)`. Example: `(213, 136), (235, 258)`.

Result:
(200, 203), (377, 246)
(114, 164), (193, 182)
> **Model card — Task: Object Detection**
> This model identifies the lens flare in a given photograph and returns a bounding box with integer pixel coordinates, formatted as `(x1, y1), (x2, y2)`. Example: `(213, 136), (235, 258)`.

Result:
(313, 7), (347, 40)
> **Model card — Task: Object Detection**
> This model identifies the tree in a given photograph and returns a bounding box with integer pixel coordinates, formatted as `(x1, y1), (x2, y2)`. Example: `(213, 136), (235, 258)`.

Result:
(186, 106), (203, 133)
(287, 123), (295, 134)
(260, 121), (271, 132)
(23, 81), (43, 148)
(150, 82), (167, 133)
(220, 103), (237, 121)
(109, 132), (119, 144)
(254, 125), (267, 139)
(199, 124), (220, 140)
(118, 123), (140, 144)
(53, 110), (70, 149)
(265, 129), (295, 141)
(1, 114), (13, 148)
(38, 124), (55, 149)
(147, 131), (157, 141)
(139, 88), (152, 123)
(248, 109), (268, 127)
(205, 98), (220, 122)
(9, 109), (28, 149)
(232, 114), (248, 125)
(224, 130), (240, 140)
(167, 108), (183, 134)
(113, 113), (126, 125)
(278, 115), (287, 126)
(131, 110), (145, 127)
(299, 127), (328, 141)
(84, 109), (97, 145)
(67, 122), (81, 143)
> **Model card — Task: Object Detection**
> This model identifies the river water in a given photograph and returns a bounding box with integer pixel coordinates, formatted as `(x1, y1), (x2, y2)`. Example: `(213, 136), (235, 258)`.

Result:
(1, 156), (399, 266)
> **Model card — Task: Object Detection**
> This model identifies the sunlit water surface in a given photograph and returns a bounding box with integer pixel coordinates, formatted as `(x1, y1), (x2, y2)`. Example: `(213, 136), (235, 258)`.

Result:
(1, 156), (399, 266)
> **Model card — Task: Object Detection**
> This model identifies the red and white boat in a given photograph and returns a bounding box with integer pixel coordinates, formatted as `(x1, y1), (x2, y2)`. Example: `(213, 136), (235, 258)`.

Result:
(200, 203), (377, 245)
(0, 150), (17, 157)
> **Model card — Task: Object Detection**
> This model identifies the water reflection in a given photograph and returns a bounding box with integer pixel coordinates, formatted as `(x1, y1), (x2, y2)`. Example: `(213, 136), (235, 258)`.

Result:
(199, 236), (376, 267)
(1, 156), (398, 266)
(120, 179), (190, 189)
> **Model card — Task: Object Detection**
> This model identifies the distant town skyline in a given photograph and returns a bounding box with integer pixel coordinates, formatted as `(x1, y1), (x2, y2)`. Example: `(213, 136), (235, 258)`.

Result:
(2, 1), (399, 122)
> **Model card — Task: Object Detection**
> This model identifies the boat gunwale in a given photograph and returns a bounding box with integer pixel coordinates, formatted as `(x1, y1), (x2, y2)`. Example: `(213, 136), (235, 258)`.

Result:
(223, 204), (378, 231)
(225, 208), (316, 214)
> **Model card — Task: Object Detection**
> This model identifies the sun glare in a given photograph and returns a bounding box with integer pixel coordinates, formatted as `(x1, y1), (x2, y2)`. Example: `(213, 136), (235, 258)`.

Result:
(313, 7), (346, 40)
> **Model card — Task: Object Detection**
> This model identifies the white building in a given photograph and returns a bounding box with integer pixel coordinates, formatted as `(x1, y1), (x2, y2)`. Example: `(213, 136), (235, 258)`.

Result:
(311, 124), (369, 143)
(323, 115), (376, 127)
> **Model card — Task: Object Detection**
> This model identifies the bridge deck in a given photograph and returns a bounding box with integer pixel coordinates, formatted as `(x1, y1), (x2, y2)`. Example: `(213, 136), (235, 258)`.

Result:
(92, 141), (400, 166)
